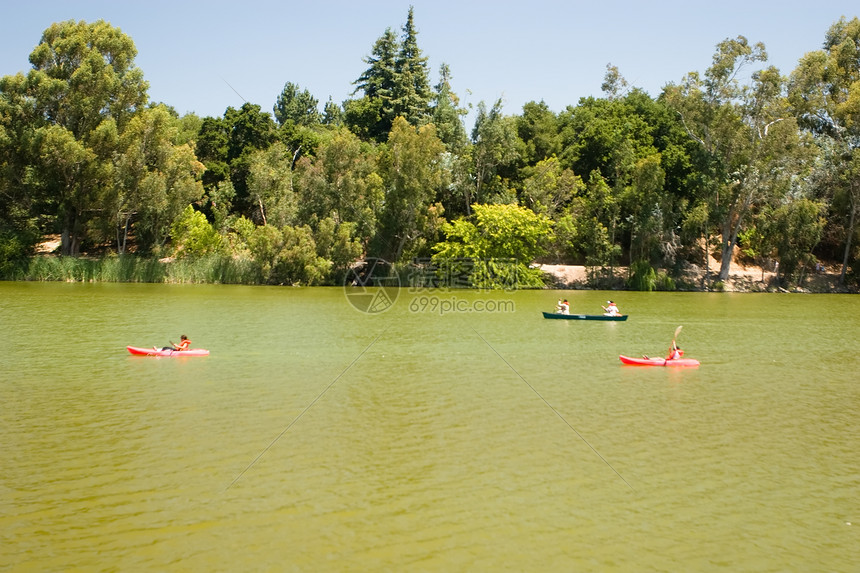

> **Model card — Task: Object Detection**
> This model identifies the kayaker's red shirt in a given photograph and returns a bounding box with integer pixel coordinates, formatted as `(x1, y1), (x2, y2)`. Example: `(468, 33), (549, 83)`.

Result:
(177, 339), (191, 351)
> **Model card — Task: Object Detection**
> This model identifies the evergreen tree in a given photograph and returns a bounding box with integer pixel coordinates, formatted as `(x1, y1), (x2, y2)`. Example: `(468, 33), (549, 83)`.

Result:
(349, 8), (432, 142)
(273, 82), (320, 127)
(392, 7), (432, 127)
(350, 27), (398, 141)
(431, 63), (467, 153)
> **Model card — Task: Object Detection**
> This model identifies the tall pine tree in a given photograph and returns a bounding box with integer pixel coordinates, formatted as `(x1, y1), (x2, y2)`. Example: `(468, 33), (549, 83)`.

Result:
(348, 8), (432, 142)
(392, 7), (432, 127)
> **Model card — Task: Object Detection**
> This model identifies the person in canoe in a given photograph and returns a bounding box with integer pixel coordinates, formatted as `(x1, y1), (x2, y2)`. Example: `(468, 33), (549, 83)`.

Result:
(602, 300), (620, 316)
(161, 335), (191, 352)
(556, 299), (570, 314)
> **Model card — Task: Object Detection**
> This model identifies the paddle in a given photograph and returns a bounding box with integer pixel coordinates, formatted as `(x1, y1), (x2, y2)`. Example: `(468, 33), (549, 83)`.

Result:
(672, 325), (683, 347)
(644, 326), (683, 360)
(668, 325), (683, 358)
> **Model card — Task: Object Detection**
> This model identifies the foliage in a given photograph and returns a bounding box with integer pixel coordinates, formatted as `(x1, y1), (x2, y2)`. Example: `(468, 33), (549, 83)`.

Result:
(349, 8), (432, 142)
(170, 205), (222, 257)
(243, 223), (328, 285)
(770, 198), (825, 282)
(433, 203), (553, 288)
(273, 82), (320, 126)
(627, 259), (657, 291)
(21, 20), (148, 255)
(2, 15), (856, 291)
(375, 117), (447, 260)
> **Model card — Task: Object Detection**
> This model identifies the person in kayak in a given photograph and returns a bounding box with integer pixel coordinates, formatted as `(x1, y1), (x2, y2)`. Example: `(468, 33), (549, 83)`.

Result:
(162, 335), (191, 351)
(602, 300), (620, 316)
(556, 299), (570, 314)
(666, 341), (683, 360)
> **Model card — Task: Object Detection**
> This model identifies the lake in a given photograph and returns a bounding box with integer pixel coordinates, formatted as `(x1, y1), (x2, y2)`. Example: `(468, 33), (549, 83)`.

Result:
(1, 282), (858, 571)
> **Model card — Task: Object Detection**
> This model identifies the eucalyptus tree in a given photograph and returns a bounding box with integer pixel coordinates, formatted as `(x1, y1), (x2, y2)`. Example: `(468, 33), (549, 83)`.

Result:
(601, 63), (629, 100)
(376, 116), (446, 260)
(113, 105), (205, 254)
(0, 72), (40, 268)
(223, 103), (279, 215)
(622, 153), (668, 264)
(789, 17), (860, 285)
(665, 36), (809, 282)
(246, 142), (298, 228)
(11, 19), (149, 255)
(470, 99), (521, 212)
(520, 156), (583, 220)
(293, 127), (383, 243)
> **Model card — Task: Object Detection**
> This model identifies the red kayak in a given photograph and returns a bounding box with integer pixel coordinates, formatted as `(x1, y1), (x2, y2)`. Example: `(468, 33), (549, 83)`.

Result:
(619, 355), (699, 367)
(127, 346), (209, 357)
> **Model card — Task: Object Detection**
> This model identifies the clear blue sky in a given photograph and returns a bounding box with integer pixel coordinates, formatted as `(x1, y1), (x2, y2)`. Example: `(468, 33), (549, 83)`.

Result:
(1, 0), (858, 126)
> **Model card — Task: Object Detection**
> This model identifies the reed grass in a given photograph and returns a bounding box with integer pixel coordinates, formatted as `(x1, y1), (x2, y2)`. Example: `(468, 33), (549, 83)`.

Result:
(19, 254), (265, 284)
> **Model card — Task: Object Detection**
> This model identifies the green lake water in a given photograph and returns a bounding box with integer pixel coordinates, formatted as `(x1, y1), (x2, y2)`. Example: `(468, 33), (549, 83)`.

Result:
(1, 282), (858, 571)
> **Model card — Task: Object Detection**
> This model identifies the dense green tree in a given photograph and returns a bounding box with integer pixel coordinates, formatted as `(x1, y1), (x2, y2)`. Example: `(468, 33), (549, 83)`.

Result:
(0, 72), (42, 267)
(113, 105), (205, 254)
(432, 203), (553, 288)
(376, 116), (446, 260)
(195, 115), (230, 190)
(665, 36), (810, 282)
(558, 96), (656, 190)
(789, 17), (860, 284)
(391, 7), (432, 127)
(520, 156), (583, 219)
(273, 82), (320, 126)
(246, 142), (298, 228)
(15, 20), (149, 255)
(516, 101), (561, 167)
(470, 99), (521, 211)
(431, 63), (468, 153)
(294, 127), (383, 242)
(223, 103), (279, 214)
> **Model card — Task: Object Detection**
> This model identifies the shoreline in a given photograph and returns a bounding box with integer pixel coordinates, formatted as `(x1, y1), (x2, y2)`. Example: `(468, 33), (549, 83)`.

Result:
(538, 263), (854, 294)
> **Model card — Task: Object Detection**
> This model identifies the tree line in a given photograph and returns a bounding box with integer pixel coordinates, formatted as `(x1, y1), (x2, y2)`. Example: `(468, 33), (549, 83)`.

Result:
(1, 10), (858, 289)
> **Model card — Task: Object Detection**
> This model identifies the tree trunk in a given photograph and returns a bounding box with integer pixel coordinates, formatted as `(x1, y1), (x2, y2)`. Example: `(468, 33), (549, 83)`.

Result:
(839, 181), (858, 286)
(60, 211), (81, 256)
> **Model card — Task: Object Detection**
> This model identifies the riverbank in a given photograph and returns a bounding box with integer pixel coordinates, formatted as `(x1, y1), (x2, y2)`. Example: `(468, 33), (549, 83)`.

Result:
(19, 236), (856, 292)
(539, 261), (853, 293)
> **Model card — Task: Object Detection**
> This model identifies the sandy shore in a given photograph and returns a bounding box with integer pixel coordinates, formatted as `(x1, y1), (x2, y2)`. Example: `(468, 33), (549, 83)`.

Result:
(539, 262), (849, 293)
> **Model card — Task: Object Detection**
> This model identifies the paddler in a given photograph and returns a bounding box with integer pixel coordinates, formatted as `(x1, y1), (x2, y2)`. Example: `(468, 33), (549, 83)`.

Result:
(666, 341), (683, 360)
(162, 335), (191, 351)
(602, 300), (620, 316)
